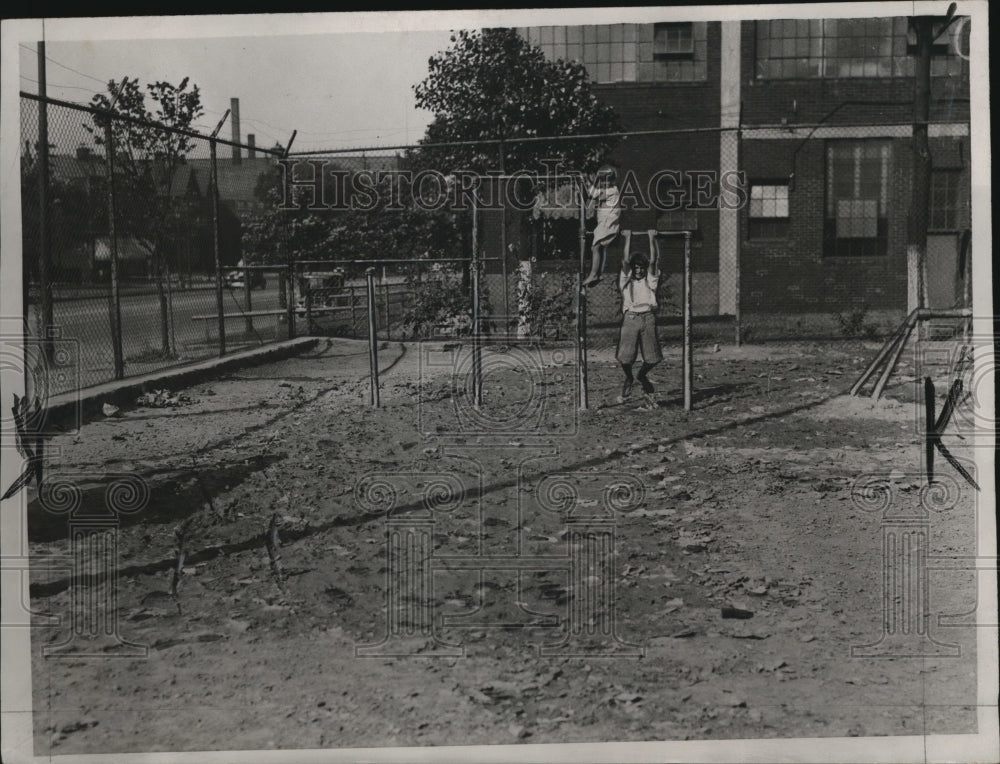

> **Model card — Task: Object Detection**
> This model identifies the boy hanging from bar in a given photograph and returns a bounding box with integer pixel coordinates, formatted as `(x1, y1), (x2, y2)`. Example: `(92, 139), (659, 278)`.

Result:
(616, 230), (663, 406)
(581, 164), (621, 288)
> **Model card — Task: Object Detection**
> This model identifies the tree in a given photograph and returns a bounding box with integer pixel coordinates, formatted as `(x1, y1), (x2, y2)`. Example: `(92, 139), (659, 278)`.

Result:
(411, 28), (620, 174)
(242, 163), (461, 275)
(85, 77), (204, 356)
(410, 27), (621, 283)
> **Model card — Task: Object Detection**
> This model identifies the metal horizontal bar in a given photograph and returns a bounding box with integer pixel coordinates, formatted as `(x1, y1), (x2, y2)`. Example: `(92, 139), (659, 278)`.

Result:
(288, 116), (969, 157)
(916, 308), (973, 320)
(294, 258), (502, 266)
(625, 230), (693, 236)
(192, 310), (287, 320)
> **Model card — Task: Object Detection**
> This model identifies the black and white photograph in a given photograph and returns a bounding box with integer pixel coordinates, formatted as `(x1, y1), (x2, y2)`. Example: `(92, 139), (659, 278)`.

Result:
(0, 4), (995, 762)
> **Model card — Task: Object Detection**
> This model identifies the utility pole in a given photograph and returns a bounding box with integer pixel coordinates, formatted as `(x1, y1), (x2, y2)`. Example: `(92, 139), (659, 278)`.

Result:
(908, 15), (932, 315)
(908, 3), (959, 317)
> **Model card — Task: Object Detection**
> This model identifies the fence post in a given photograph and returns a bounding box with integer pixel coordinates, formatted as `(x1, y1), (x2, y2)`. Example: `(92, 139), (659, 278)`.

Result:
(383, 280), (391, 341)
(498, 149), (510, 337)
(166, 268), (175, 355)
(576, 273), (588, 411)
(286, 263), (296, 339)
(36, 42), (54, 366)
(683, 231), (693, 412)
(349, 285), (357, 338)
(472, 259), (482, 410)
(210, 138), (225, 356)
(304, 269), (312, 335)
(908, 14), (934, 331)
(243, 264), (253, 338)
(366, 268), (380, 408)
(577, 185), (589, 410)
(102, 120), (124, 379)
(471, 193), (482, 408)
(734, 118), (743, 347)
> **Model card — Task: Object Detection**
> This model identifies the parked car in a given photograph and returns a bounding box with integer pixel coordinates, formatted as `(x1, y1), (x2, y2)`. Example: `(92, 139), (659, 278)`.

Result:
(226, 269), (267, 290)
(296, 270), (346, 314)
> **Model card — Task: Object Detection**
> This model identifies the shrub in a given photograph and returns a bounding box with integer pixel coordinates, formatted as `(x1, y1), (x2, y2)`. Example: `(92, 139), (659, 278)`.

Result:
(401, 268), (490, 339)
(517, 269), (577, 339)
(835, 305), (878, 339)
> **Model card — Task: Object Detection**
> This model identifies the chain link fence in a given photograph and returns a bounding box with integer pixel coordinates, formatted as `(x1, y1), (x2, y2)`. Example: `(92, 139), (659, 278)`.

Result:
(20, 93), (295, 394)
(22, 89), (972, 396)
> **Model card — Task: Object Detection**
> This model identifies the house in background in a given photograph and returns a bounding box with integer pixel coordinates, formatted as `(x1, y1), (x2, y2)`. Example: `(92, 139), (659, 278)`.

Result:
(40, 149), (279, 281)
(510, 16), (971, 325)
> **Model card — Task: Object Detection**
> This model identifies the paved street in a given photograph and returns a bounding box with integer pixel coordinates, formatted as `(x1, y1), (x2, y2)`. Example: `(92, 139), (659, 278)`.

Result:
(26, 285), (285, 392)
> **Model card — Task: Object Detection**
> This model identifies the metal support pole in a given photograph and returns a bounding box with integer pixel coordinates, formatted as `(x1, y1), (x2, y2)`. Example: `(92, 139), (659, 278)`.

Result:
(304, 269), (312, 335)
(735, 113), (743, 347)
(924, 377), (936, 484)
(243, 264), (253, 337)
(36, 41), (54, 366)
(166, 268), (175, 355)
(384, 280), (391, 341)
(576, 273), (588, 411)
(286, 262), (296, 340)
(498, 147), (510, 338)
(349, 285), (357, 337)
(366, 268), (380, 408)
(577, 186), (589, 410)
(210, 139), (225, 356)
(472, 259), (482, 410)
(683, 231), (693, 411)
(908, 14), (934, 326)
(103, 120), (124, 379)
(471, 194), (482, 407)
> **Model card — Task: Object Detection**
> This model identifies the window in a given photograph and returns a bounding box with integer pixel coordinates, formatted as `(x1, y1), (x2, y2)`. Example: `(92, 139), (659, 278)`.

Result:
(824, 141), (891, 256)
(756, 17), (965, 79)
(525, 25), (636, 83)
(654, 22), (694, 58)
(522, 23), (705, 84)
(929, 170), (962, 231)
(748, 183), (789, 238)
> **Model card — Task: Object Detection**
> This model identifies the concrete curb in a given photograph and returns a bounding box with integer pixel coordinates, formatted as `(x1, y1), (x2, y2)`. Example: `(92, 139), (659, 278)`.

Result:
(46, 337), (321, 432)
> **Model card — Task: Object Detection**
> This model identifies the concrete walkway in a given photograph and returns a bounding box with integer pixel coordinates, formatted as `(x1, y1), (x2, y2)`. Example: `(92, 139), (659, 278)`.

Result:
(45, 337), (321, 431)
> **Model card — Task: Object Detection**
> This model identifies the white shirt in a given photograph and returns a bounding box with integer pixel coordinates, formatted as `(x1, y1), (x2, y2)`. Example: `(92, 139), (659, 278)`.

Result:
(619, 270), (659, 313)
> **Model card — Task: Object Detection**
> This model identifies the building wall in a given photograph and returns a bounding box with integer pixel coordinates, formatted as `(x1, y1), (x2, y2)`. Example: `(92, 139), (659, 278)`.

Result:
(516, 16), (971, 319)
(736, 17), (970, 314)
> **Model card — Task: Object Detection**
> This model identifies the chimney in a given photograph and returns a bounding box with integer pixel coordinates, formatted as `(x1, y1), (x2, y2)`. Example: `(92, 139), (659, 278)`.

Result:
(247, 134), (256, 160)
(230, 97), (241, 165)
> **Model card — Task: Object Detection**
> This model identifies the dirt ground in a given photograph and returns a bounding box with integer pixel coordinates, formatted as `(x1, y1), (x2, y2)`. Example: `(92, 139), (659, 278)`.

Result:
(25, 335), (983, 755)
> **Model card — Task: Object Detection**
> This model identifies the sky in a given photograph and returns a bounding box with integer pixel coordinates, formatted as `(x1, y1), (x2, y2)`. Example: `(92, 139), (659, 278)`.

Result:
(7, 6), (738, 156)
(17, 29), (455, 153)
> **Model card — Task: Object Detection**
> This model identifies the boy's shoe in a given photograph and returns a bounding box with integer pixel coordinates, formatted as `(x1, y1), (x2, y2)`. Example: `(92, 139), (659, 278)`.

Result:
(581, 275), (602, 288)
(616, 380), (633, 404)
(638, 376), (654, 395)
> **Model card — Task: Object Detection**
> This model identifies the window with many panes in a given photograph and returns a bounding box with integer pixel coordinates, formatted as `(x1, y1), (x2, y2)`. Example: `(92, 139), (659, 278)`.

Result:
(520, 23), (707, 83)
(825, 140), (891, 256)
(654, 22), (694, 58)
(929, 169), (963, 231)
(748, 182), (790, 239)
(756, 17), (966, 79)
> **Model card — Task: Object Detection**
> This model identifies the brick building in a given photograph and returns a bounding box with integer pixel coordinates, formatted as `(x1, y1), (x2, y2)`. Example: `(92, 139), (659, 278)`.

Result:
(512, 16), (971, 329)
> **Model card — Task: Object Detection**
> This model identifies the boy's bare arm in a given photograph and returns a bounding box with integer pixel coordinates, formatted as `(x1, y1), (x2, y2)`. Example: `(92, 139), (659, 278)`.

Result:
(621, 230), (633, 272)
(647, 230), (660, 275)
